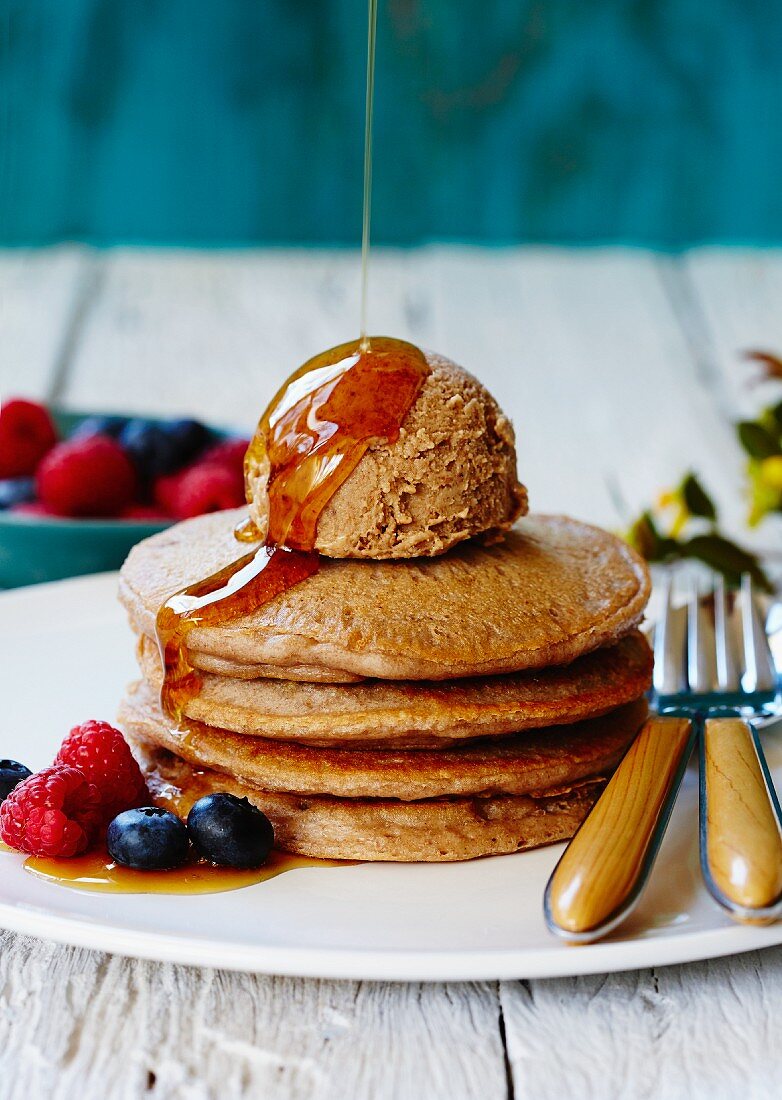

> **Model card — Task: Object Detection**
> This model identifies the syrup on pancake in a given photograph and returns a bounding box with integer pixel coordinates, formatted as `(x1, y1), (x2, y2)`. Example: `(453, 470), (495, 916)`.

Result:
(156, 338), (429, 720)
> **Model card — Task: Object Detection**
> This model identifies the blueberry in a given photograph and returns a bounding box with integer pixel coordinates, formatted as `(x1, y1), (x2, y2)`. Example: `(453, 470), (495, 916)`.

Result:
(70, 415), (129, 441)
(119, 420), (181, 481)
(163, 419), (212, 464)
(107, 807), (190, 870)
(0, 478), (36, 510)
(187, 793), (274, 868)
(0, 760), (32, 802)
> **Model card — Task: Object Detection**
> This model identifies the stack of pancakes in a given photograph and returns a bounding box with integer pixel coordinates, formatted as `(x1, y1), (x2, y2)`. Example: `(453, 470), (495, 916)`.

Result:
(118, 508), (652, 862)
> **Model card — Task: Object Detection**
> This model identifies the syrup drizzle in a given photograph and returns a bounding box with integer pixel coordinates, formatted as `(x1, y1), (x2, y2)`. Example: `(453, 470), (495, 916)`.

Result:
(156, 336), (429, 721)
(155, 0), (423, 724)
(359, 0), (378, 346)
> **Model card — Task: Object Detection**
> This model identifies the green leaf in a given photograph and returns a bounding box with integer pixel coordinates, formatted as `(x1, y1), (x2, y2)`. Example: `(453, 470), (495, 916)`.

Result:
(737, 421), (779, 459)
(624, 511), (681, 563)
(681, 534), (773, 593)
(680, 472), (717, 521)
(759, 400), (782, 439)
(624, 512), (660, 559)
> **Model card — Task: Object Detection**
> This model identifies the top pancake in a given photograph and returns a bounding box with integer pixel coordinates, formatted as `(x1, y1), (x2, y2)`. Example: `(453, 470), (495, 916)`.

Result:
(119, 508), (650, 681)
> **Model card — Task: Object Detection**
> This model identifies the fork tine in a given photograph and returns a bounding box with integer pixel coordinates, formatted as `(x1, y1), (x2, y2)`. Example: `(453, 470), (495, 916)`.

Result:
(714, 575), (740, 691)
(687, 576), (718, 693)
(653, 572), (686, 695)
(740, 573), (778, 693)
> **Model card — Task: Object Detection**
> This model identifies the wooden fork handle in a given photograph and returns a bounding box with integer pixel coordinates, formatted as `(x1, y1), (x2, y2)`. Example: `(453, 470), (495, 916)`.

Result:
(701, 718), (782, 922)
(545, 715), (694, 941)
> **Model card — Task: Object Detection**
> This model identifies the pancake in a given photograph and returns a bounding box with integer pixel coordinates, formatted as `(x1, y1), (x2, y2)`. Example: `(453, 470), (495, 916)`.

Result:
(120, 682), (647, 800)
(131, 738), (615, 862)
(135, 629), (652, 747)
(120, 509), (650, 682)
(180, 650), (362, 684)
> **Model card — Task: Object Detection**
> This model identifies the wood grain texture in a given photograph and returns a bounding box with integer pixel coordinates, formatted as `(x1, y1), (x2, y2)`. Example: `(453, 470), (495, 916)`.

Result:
(3, 3), (782, 248)
(0, 247), (95, 400)
(4, 246), (782, 1098)
(664, 249), (782, 548)
(547, 716), (692, 936)
(679, 251), (782, 422)
(499, 949), (782, 1100)
(703, 718), (782, 914)
(0, 932), (505, 1100)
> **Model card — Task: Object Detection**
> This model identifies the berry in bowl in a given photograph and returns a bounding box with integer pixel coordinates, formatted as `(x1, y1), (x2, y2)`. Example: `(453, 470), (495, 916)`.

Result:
(0, 398), (249, 587)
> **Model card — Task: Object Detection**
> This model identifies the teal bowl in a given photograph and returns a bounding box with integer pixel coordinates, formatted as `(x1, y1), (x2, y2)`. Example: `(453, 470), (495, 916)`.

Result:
(0, 411), (234, 588)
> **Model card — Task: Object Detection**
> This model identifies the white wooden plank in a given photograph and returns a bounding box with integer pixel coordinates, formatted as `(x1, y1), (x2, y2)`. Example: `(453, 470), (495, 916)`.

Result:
(0, 247), (92, 400)
(681, 249), (782, 420)
(502, 947), (782, 1100)
(666, 250), (782, 554)
(62, 249), (435, 432)
(6, 921), (782, 1100)
(0, 932), (506, 1100)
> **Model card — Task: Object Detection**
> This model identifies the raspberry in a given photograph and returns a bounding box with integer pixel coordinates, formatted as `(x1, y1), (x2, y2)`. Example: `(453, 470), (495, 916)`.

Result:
(0, 766), (102, 857)
(168, 462), (245, 520)
(152, 470), (183, 513)
(36, 435), (137, 517)
(154, 445), (246, 517)
(0, 399), (58, 478)
(200, 439), (250, 471)
(55, 720), (148, 822)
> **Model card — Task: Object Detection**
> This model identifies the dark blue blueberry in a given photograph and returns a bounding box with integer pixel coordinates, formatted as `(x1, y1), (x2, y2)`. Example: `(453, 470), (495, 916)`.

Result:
(0, 760), (32, 802)
(163, 419), (213, 464)
(107, 807), (190, 870)
(119, 419), (181, 480)
(0, 478), (36, 510)
(70, 415), (129, 441)
(187, 793), (274, 868)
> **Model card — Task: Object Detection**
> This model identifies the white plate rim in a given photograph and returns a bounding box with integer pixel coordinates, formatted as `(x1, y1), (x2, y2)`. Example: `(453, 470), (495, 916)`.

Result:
(1, 896), (782, 980)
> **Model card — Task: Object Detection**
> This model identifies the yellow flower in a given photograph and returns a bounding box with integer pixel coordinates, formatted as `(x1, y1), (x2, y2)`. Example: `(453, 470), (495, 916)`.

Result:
(758, 455), (782, 490)
(656, 488), (689, 538)
(748, 458), (782, 526)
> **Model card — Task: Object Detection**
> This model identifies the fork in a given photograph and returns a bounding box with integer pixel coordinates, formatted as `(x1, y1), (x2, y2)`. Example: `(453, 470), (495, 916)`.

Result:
(544, 571), (782, 943)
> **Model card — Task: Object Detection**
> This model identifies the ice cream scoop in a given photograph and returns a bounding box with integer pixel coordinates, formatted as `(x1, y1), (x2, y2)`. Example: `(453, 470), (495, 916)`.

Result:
(245, 349), (527, 559)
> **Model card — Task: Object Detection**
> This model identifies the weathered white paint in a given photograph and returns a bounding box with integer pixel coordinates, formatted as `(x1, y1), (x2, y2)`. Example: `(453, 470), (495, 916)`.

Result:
(0, 247), (95, 401)
(0, 932), (506, 1100)
(1, 246), (782, 1100)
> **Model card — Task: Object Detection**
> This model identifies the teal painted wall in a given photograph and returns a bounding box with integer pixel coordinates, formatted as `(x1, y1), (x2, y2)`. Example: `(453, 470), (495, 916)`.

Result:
(1, 0), (781, 247)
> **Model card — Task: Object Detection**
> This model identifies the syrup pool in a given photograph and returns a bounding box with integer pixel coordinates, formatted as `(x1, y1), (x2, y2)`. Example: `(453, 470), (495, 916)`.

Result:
(19, 846), (347, 895)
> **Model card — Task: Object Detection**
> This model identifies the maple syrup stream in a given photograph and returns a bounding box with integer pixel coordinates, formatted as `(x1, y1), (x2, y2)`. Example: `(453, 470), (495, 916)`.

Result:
(154, 0), (428, 724)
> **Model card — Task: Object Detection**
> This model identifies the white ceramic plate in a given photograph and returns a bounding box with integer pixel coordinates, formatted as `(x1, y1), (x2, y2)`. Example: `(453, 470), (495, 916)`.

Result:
(2, 573), (782, 981)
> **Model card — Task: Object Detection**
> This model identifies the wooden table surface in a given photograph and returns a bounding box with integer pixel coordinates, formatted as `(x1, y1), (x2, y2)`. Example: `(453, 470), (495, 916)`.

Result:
(2, 246), (782, 1099)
